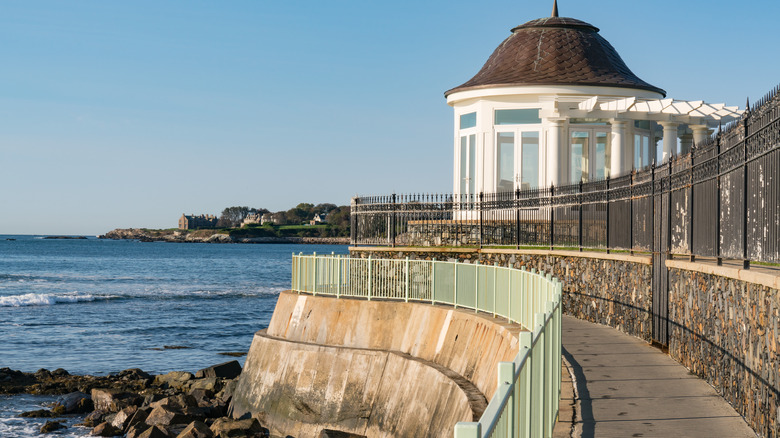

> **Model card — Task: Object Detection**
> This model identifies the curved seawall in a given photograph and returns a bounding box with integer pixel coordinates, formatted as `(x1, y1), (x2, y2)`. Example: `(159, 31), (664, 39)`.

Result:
(231, 291), (524, 437)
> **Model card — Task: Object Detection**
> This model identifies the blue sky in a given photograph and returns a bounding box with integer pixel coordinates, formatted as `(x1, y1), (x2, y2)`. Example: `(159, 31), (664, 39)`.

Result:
(1, 0), (778, 235)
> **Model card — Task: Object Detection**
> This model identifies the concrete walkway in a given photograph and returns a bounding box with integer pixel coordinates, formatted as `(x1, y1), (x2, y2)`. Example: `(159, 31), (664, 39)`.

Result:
(556, 316), (756, 438)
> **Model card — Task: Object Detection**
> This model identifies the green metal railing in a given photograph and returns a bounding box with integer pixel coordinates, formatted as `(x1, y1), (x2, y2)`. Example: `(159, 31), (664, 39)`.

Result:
(291, 252), (563, 438)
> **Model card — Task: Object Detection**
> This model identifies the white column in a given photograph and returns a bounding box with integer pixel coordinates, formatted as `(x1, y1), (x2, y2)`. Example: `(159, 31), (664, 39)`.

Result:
(691, 124), (710, 147)
(546, 119), (564, 186)
(659, 122), (679, 163)
(679, 132), (693, 155)
(610, 119), (628, 177)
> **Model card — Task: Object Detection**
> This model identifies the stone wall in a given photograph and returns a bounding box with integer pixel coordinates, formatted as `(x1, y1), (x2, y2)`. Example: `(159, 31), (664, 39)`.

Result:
(350, 247), (653, 342)
(667, 261), (779, 438)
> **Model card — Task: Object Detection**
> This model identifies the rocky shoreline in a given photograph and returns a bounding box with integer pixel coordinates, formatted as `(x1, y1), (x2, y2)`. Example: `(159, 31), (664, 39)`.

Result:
(1, 361), (265, 438)
(99, 229), (349, 245)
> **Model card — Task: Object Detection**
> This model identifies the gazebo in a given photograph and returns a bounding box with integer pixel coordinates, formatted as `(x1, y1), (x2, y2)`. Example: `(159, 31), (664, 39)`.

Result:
(445, 1), (742, 197)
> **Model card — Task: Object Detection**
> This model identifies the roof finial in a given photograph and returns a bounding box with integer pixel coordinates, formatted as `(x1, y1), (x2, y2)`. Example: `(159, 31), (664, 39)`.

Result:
(552, 0), (559, 17)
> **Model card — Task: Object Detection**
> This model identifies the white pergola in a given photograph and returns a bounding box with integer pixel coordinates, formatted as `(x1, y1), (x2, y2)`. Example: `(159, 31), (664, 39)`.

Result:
(569, 96), (744, 167)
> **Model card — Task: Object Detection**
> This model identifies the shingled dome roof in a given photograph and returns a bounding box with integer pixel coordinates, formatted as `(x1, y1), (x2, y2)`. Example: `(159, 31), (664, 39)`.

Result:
(445, 16), (666, 97)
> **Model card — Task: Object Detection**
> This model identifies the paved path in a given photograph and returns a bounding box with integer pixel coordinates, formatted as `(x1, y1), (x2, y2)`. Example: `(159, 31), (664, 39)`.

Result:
(556, 316), (756, 438)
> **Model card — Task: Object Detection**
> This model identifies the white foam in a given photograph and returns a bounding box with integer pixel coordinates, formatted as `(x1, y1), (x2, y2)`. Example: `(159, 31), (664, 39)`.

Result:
(0, 293), (100, 307)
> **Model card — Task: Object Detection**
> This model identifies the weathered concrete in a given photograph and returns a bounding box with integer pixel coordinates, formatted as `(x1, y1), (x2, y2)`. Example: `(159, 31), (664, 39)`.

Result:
(231, 332), (480, 438)
(562, 315), (756, 438)
(267, 291), (522, 399)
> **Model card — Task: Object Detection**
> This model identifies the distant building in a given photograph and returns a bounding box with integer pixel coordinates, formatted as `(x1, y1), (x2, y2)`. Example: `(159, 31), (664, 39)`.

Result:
(241, 213), (263, 227)
(178, 214), (218, 230)
(309, 214), (327, 225)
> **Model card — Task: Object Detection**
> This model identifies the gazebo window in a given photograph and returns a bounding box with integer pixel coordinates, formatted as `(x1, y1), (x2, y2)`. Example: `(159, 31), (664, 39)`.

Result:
(495, 109), (541, 125)
(495, 130), (540, 192)
(460, 112), (477, 129)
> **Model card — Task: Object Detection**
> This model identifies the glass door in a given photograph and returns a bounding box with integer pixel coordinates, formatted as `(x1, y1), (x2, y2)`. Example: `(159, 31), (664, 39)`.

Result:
(459, 134), (477, 196)
(496, 130), (541, 192)
(570, 128), (610, 183)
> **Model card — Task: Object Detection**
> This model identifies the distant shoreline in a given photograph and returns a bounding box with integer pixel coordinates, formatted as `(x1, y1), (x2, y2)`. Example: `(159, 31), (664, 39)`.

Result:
(98, 228), (349, 245)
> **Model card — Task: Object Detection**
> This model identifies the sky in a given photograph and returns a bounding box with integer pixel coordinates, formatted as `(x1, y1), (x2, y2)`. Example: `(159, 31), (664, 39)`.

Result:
(1, 0), (778, 235)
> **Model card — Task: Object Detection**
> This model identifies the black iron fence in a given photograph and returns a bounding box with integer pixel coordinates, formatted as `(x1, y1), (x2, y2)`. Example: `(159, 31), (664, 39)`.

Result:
(351, 84), (780, 267)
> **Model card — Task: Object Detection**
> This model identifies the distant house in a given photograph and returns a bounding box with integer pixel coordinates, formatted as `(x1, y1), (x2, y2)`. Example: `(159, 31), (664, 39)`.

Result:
(309, 214), (327, 226)
(178, 214), (218, 230)
(241, 213), (263, 227)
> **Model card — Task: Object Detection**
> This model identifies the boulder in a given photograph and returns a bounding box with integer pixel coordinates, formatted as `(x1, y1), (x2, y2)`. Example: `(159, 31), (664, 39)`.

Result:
(188, 388), (214, 404)
(119, 368), (153, 383)
(125, 424), (150, 438)
(52, 368), (70, 377)
(216, 379), (238, 403)
(56, 391), (93, 413)
(127, 407), (151, 430)
(195, 361), (241, 380)
(209, 418), (265, 438)
(40, 420), (66, 433)
(177, 421), (215, 438)
(91, 421), (121, 436)
(190, 378), (221, 393)
(155, 371), (194, 390)
(137, 425), (169, 438)
(110, 405), (138, 430)
(91, 388), (143, 412)
(19, 409), (56, 418)
(81, 410), (108, 427)
(150, 394), (198, 412)
(145, 405), (195, 427)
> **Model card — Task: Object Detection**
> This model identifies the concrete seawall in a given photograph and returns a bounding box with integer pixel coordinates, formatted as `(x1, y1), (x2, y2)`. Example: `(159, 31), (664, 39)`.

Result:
(231, 291), (523, 437)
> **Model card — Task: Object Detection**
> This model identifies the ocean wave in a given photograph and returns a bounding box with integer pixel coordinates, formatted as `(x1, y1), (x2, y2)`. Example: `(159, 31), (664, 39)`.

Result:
(0, 293), (116, 307)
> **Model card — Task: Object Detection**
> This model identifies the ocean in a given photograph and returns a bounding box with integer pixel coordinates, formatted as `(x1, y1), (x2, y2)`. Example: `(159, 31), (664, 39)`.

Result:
(0, 235), (348, 437)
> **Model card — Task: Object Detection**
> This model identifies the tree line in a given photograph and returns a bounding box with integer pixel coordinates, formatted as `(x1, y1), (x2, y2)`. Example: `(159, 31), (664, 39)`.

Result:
(216, 203), (350, 237)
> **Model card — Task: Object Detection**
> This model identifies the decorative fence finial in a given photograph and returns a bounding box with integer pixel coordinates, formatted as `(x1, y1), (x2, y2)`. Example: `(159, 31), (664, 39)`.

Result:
(552, 0), (559, 17)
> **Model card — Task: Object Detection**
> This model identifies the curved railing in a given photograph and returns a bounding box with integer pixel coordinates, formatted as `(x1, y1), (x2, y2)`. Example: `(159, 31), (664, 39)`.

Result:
(291, 253), (562, 438)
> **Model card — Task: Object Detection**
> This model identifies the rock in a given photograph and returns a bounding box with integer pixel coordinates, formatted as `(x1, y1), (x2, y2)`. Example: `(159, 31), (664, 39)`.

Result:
(145, 405), (195, 427)
(190, 378), (221, 393)
(318, 430), (367, 438)
(34, 369), (52, 380)
(177, 421), (215, 438)
(110, 405), (138, 430)
(195, 361), (241, 380)
(127, 407), (151, 430)
(216, 379), (238, 403)
(91, 421), (121, 436)
(40, 420), (66, 434)
(91, 388), (143, 412)
(188, 388), (214, 404)
(20, 409), (56, 418)
(125, 424), (150, 438)
(81, 410), (108, 427)
(119, 368), (153, 382)
(56, 391), (93, 413)
(155, 371), (194, 390)
(150, 394), (198, 412)
(137, 425), (169, 438)
(209, 418), (265, 438)
(52, 368), (70, 377)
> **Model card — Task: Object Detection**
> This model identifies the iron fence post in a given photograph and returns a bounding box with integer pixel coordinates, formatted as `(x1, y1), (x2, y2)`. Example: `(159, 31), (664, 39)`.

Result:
(630, 171), (634, 255)
(391, 193), (397, 247)
(549, 184), (555, 250)
(742, 109), (751, 269)
(716, 126), (723, 266)
(515, 188), (521, 249)
(479, 192), (484, 249)
(578, 180), (583, 251)
(605, 176), (610, 253)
